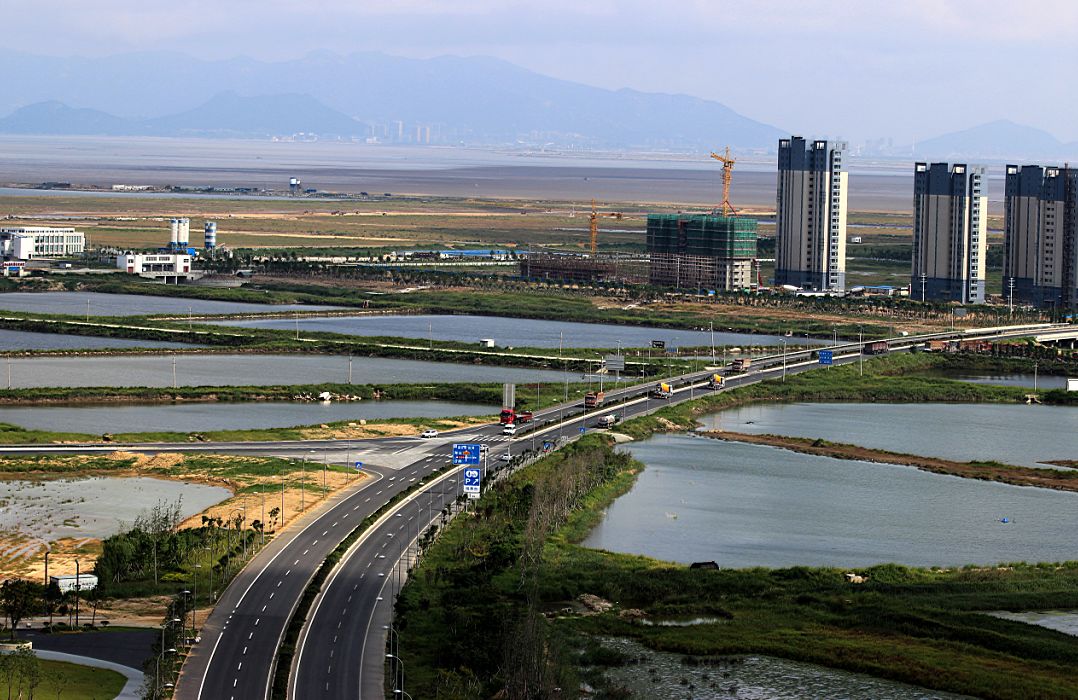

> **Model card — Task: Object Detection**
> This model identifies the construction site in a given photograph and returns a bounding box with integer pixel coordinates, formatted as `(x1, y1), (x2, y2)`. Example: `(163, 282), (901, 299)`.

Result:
(522, 147), (760, 290)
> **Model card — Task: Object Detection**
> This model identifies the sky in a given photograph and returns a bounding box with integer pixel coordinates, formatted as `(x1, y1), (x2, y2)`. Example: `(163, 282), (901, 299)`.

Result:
(6, 0), (1078, 144)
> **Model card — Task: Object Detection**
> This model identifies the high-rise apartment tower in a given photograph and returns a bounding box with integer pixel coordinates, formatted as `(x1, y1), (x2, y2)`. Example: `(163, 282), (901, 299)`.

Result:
(775, 137), (847, 291)
(1004, 165), (1078, 310)
(911, 162), (987, 304)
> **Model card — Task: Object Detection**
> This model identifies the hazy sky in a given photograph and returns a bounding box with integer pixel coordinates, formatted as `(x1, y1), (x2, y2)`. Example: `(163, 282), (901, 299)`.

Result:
(8, 0), (1078, 144)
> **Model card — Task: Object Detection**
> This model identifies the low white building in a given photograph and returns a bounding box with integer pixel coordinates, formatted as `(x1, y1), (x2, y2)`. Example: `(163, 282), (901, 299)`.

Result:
(50, 573), (98, 594)
(117, 252), (193, 282)
(0, 227), (86, 260)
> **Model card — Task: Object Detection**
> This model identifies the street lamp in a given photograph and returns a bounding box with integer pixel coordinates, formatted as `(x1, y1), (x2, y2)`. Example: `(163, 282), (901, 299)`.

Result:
(781, 339), (787, 382)
(853, 324), (863, 376)
(386, 653), (406, 697)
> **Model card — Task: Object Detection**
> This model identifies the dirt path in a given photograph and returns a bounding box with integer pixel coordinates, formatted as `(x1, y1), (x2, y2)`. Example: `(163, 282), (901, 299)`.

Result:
(704, 430), (1078, 492)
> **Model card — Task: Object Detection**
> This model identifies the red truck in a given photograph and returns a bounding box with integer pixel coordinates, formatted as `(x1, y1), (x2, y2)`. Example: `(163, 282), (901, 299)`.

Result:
(862, 341), (889, 355)
(499, 408), (534, 424)
(584, 391), (606, 409)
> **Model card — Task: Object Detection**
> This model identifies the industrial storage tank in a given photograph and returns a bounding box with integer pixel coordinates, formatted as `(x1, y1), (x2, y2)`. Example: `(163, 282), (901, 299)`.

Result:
(204, 221), (217, 249)
(169, 218), (180, 246)
(177, 218), (190, 247)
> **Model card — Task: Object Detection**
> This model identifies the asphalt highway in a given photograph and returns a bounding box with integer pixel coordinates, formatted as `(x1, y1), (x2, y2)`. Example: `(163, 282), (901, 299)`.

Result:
(0, 321), (1059, 700)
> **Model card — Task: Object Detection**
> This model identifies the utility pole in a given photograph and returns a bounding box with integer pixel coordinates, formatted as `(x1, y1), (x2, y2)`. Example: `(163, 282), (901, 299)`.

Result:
(348, 354), (353, 384)
(1008, 277), (1015, 318)
(858, 326), (863, 377)
(710, 321), (716, 365)
(172, 355), (177, 389)
(921, 273), (927, 303)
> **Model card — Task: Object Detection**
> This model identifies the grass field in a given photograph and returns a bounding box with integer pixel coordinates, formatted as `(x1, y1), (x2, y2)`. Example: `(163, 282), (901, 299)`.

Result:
(391, 354), (1078, 698)
(28, 659), (126, 700)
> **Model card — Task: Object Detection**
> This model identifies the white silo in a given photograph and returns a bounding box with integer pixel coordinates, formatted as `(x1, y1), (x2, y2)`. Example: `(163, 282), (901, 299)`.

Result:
(204, 221), (217, 249)
(169, 218), (180, 246)
(177, 218), (190, 247)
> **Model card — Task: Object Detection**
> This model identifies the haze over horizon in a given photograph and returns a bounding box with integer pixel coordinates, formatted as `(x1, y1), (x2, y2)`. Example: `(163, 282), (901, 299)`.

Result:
(6, 0), (1078, 146)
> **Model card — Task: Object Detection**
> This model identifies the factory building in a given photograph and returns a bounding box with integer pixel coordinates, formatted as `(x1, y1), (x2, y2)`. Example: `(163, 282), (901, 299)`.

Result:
(1004, 165), (1078, 310)
(50, 573), (97, 594)
(775, 137), (848, 292)
(117, 252), (193, 282)
(911, 162), (987, 304)
(646, 214), (757, 290)
(0, 227), (86, 260)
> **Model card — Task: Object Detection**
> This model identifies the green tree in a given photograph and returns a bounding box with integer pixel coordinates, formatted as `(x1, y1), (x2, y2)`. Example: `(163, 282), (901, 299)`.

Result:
(0, 579), (44, 641)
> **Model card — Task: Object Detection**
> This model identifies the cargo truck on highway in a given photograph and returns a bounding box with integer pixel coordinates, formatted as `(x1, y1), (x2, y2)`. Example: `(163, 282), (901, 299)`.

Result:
(584, 391), (606, 409)
(500, 408), (534, 424)
(708, 374), (725, 389)
(730, 358), (751, 372)
(597, 414), (619, 428)
(862, 341), (889, 355)
(650, 382), (672, 399)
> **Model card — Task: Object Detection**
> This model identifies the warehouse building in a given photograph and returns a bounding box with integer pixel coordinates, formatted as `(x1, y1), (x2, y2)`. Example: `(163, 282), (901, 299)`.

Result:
(117, 252), (193, 282)
(646, 213), (757, 290)
(0, 227), (86, 260)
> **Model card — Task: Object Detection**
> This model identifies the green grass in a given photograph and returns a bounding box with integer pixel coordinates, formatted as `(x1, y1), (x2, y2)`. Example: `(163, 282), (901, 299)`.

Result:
(394, 421), (1078, 700)
(35, 659), (127, 700)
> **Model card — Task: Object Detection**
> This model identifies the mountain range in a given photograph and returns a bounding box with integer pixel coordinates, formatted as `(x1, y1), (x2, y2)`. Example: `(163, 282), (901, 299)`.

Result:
(914, 120), (1078, 162)
(0, 50), (784, 149)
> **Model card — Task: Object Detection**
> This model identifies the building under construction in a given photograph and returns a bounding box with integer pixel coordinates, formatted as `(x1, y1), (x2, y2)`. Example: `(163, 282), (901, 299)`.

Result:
(522, 251), (649, 284)
(646, 213), (757, 290)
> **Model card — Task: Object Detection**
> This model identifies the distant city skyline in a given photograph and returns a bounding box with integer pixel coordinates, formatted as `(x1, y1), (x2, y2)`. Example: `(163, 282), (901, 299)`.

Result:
(6, 1), (1078, 145)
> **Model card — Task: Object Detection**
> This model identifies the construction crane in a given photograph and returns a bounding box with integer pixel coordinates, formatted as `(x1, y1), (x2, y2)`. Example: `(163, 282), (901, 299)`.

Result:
(588, 199), (623, 255)
(709, 146), (737, 216)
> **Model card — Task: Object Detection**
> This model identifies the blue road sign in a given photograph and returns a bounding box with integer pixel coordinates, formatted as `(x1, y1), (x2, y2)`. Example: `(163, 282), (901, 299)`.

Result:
(462, 467), (481, 494)
(818, 350), (834, 365)
(579, 427), (586, 434)
(452, 443), (482, 465)
(353, 461), (363, 470)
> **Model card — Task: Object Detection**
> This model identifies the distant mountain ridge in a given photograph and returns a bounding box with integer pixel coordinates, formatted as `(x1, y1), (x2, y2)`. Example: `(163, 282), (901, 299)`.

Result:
(0, 50), (785, 149)
(916, 119), (1078, 162)
(0, 93), (365, 138)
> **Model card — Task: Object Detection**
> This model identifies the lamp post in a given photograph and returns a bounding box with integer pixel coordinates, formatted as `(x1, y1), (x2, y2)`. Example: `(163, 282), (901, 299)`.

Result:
(858, 326), (864, 377)
(709, 321), (716, 365)
(386, 654), (406, 698)
(192, 565), (201, 639)
(781, 339), (787, 382)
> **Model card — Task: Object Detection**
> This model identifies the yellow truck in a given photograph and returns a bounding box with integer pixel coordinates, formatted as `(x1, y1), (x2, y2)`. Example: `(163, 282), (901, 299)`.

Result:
(650, 382), (672, 399)
(708, 374), (724, 389)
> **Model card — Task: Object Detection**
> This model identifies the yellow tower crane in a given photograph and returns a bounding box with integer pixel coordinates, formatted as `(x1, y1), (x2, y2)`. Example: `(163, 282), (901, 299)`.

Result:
(709, 146), (737, 216)
(589, 198), (623, 255)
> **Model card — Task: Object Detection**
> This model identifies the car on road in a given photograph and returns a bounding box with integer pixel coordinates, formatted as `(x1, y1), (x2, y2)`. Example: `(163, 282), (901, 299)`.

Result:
(421, 429), (439, 438)
(499, 453), (513, 462)
(502, 424), (517, 436)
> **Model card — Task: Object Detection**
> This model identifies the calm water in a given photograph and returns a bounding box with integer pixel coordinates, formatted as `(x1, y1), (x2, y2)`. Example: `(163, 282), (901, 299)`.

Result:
(0, 400), (495, 434)
(1, 353), (584, 388)
(698, 402), (1078, 469)
(947, 372), (1069, 390)
(210, 313), (818, 349)
(0, 476), (230, 542)
(598, 637), (969, 700)
(0, 328), (195, 350)
(0, 137), (922, 211)
(989, 610), (1078, 637)
(583, 434), (1078, 568)
(0, 291), (341, 317)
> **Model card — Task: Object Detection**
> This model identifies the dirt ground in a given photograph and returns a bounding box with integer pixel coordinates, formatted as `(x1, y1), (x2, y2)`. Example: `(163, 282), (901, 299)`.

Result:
(0, 451), (370, 585)
(706, 431), (1078, 493)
